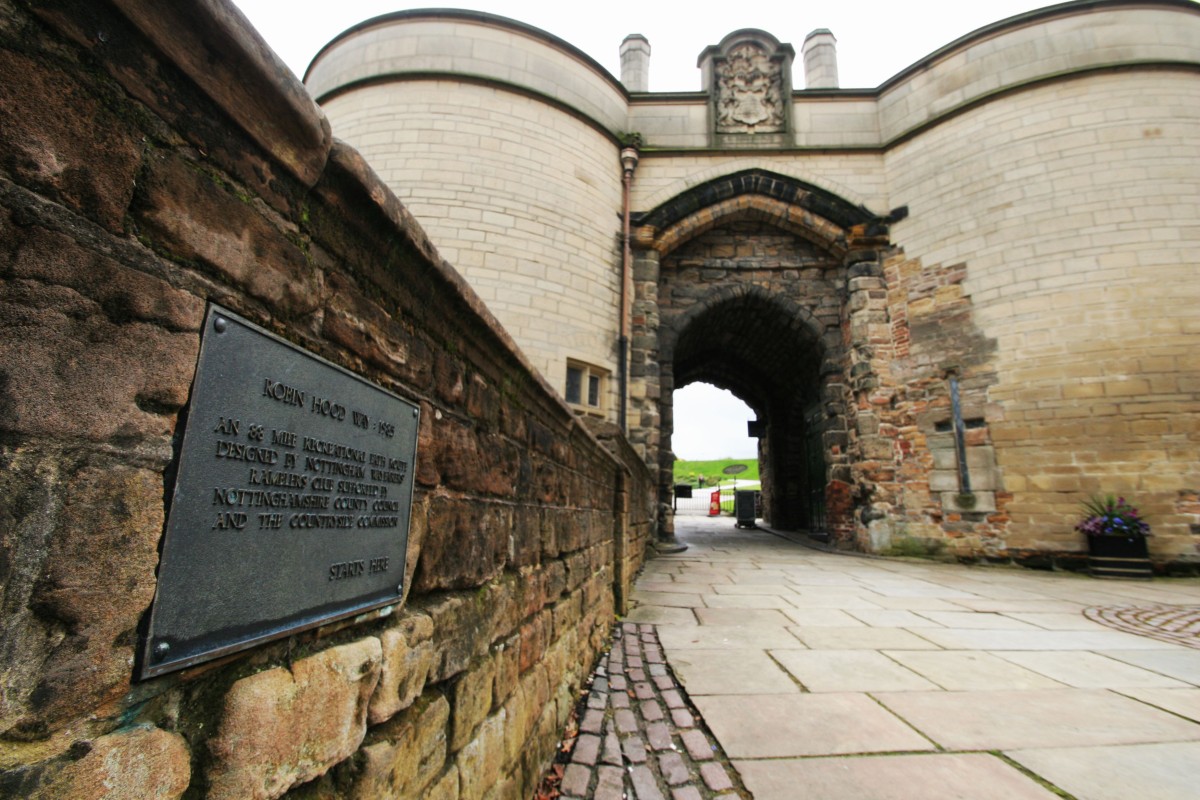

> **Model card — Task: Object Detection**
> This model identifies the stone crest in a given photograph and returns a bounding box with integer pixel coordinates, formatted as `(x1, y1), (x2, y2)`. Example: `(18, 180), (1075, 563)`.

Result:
(716, 43), (783, 132)
(699, 30), (793, 138)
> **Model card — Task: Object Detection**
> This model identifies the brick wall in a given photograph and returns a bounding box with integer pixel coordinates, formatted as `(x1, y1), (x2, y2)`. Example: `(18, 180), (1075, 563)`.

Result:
(0, 2), (651, 797)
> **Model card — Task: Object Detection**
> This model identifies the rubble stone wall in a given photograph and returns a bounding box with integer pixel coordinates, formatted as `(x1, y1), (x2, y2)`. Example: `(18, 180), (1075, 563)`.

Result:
(0, 1), (651, 797)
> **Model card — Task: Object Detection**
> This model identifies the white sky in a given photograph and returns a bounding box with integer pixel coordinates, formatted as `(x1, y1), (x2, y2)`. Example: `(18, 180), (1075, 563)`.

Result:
(227, 0), (1059, 459)
(233, 0), (1058, 90)
(673, 383), (757, 460)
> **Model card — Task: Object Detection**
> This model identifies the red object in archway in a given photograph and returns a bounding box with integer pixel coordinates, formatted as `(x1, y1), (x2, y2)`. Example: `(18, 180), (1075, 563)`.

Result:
(708, 490), (721, 516)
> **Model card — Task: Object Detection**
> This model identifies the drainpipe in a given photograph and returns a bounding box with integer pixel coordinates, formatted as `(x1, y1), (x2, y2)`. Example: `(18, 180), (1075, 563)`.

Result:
(619, 145), (639, 434)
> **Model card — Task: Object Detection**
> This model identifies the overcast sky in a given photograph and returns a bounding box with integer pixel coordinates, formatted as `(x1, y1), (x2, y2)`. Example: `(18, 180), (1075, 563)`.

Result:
(232, 0), (1058, 90)
(228, 0), (1063, 459)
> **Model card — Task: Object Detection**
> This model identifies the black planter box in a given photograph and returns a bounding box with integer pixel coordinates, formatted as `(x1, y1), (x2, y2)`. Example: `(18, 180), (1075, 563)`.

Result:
(1087, 534), (1151, 579)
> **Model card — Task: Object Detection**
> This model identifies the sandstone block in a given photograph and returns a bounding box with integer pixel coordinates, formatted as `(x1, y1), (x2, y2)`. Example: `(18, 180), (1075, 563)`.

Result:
(0, 49), (141, 232)
(414, 497), (509, 591)
(456, 708), (507, 800)
(351, 693), (450, 800)
(369, 626), (436, 725)
(424, 765), (459, 800)
(15, 725), (191, 800)
(0, 278), (199, 443)
(451, 656), (497, 752)
(133, 151), (320, 315)
(6, 460), (163, 736)
(206, 638), (382, 800)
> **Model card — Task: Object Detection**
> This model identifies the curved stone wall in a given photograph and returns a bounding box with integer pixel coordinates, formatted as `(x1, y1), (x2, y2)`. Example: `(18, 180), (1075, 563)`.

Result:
(886, 68), (1200, 558)
(317, 80), (625, 402)
(308, 1), (1200, 561)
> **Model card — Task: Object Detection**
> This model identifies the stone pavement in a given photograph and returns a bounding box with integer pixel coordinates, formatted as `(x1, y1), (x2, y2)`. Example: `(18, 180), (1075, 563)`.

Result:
(548, 621), (747, 799)
(617, 515), (1200, 800)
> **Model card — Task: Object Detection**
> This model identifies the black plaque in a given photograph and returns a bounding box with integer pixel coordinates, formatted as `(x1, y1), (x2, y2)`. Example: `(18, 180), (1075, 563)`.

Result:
(140, 305), (419, 678)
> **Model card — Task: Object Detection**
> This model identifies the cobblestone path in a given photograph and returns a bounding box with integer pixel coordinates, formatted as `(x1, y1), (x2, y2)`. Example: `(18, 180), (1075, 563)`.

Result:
(540, 622), (747, 800)
(1085, 604), (1200, 649)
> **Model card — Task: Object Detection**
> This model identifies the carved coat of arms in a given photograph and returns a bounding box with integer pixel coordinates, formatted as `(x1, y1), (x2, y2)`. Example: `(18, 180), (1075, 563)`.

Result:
(716, 44), (783, 133)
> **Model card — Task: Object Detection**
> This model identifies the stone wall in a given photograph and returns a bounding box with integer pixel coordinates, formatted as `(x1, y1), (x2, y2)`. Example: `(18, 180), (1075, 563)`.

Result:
(308, 13), (628, 421)
(885, 70), (1200, 563)
(0, 1), (651, 797)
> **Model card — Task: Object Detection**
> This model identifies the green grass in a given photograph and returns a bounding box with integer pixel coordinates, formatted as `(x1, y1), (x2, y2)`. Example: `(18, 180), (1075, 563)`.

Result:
(673, 458), (759, 487)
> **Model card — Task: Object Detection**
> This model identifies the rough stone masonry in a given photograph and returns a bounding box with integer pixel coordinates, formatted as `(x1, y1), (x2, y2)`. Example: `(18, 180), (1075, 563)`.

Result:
(0, 1), (653, 797)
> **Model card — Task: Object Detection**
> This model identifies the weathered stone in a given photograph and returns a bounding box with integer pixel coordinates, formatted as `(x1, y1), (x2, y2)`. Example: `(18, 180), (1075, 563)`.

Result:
(456, 708), (506, 800)
(415, 497), (510, 591)
(424, 766), (459, 800)
(7, 725), (191, 800)
(421, 594), (486, 683)
(492, 634), (521, 707)
(7, 222), (205, 332)
(350, 693), (450, 800)
(0, 277), (198, 443)
(451, 656), (496, 752)
(207, 638), (383, 800)
(5, 461), (163, 737)
(132, 150), (320, 315)
(0, 48), (141, 232)
(368, 626), (435, 725)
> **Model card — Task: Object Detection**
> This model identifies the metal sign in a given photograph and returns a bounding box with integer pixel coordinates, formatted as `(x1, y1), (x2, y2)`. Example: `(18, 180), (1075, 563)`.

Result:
(722, 463), (749, 475)
(139, 305), (419, 678)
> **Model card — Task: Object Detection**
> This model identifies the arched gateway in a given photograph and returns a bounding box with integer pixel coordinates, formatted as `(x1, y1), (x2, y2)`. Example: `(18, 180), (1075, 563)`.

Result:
(307, 4), (1200, 565)
(627, 170), (893, 543)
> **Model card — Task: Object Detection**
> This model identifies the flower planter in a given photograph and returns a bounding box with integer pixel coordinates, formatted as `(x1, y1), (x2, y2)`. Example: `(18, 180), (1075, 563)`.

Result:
(1087, 534), (1151, 579)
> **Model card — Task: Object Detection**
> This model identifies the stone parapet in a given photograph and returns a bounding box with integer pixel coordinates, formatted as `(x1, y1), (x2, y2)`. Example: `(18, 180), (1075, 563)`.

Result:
(0, 1), (652, 796)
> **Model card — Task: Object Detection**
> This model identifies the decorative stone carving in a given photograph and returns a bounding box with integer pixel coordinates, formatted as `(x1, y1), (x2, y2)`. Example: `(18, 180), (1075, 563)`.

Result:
(698, 29), (794, 137)
(716, 43), (784, 132)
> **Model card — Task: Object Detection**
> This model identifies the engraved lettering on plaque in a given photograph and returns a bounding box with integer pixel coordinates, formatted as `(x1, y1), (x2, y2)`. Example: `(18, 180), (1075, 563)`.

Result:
(140, 305), (419, 678)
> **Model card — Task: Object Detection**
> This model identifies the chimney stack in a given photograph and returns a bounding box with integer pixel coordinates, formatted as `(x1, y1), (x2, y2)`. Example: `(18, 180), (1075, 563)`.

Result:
(620, 34), (651, 92)
(802, 29), (838, 89)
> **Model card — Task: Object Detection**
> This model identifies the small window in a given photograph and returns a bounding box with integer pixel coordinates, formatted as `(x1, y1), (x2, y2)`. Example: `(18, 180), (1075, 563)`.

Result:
(566, 360), (607, 415)
(566, 365), (583, 405)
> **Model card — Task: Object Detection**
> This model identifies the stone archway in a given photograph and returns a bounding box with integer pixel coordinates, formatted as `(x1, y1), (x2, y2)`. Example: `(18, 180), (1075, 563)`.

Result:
(627, 170), (894, 546)
(662, 286), (838, 531)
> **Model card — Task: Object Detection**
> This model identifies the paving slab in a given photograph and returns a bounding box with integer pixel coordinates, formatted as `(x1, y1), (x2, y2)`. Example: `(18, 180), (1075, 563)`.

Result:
(624, 606), (699, 625)
(874, 688), (1200, 749)
(771, 649), (939, 692)
(870, 597), (967, 613)
(951, 598), (1089, 613)
(783, 593), (884, 610)
(657, 624), (806, 651)
(1099, 648), (1200, 684)
(631, 590), (706, 608)
(1006, 742), (1200, 800)
(883, 650), (1065, 691)
(691, 693), (935, 758)
(702, 593), (795, 609)
(636, 581), (718, 595)
(709, 583), (799, 596)
(999, 611), (1113, 630)
(915, 610), (1041, 629)
(735, 753), (1060, 800)
(1118, 687), (1200, 723)
(693, 607), (794, 626)
(780, 607), (867, 627)
(791, 626), (940, 651)
(669, 649), (799, 695)
(915, 627), (1181, 651)
(845, 609), (946, 628)
(996, 650), (1192, 688)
